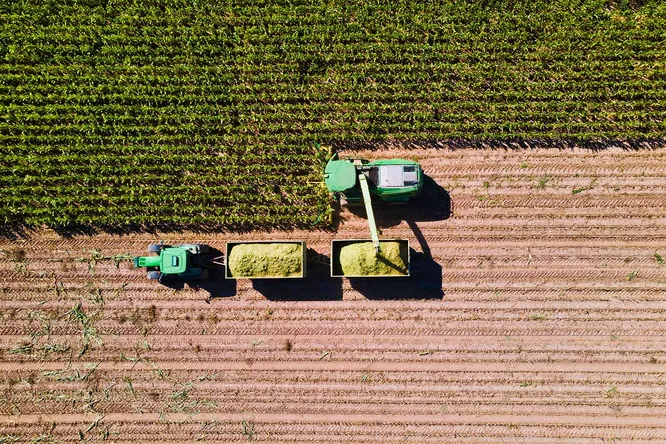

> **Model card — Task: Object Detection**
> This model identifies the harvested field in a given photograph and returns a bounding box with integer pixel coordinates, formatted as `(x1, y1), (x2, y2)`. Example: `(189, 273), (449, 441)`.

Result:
(1, 146), (666, 442)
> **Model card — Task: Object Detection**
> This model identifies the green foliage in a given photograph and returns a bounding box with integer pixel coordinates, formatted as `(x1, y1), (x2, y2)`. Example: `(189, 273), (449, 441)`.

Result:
(241, 418), (256, 442)
(123, 376), (137, 400)
(67, 301), (102, 356)
(534, 176), (550, 189)
(603, 386), (619, 398)
(75, 249), (132, 274)
(8, 342), (33, 355)
(1, 0), (665, 230)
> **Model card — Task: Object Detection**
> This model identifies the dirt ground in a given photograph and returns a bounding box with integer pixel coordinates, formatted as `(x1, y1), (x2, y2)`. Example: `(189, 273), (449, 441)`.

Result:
(1, 146), (666, 442)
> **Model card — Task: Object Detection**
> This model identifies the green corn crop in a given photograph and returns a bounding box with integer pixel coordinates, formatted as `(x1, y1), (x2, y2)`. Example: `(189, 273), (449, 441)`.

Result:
(1, 0), (665, 231)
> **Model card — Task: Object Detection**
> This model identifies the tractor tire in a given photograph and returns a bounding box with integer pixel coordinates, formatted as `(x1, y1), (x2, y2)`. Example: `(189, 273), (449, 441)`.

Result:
(148, 244), (168, 253)
(147, 271), (162, 280)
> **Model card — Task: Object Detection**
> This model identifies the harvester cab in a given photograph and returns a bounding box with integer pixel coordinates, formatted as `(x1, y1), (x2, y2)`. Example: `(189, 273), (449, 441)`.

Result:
(324, 153), (423, 253)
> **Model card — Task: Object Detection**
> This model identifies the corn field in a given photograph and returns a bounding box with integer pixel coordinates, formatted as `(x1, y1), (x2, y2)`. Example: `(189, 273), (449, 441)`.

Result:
(1, 0), (665, 230)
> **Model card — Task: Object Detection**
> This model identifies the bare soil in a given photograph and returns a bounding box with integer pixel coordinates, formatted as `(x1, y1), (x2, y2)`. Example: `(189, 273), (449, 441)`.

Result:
(1, 146), (665, 442)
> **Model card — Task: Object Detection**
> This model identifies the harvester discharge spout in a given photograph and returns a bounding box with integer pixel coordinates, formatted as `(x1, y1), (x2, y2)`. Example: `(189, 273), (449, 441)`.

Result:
(358, 171), (381, 254)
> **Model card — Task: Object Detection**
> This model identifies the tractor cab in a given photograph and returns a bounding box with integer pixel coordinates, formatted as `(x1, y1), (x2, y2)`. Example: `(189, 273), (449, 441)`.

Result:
(368, 163), (419, 188)
(161, 248), (188, 274)
(133, 244), (209, 280)
(134, 248), (188, 273)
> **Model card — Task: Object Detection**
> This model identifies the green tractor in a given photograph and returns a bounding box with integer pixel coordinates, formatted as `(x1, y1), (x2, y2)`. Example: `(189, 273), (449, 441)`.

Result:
(324, 153), (423, 253)
(133, 244), (220, 281)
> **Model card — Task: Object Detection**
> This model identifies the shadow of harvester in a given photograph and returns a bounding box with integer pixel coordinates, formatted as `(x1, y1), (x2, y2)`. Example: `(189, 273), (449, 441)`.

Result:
(359, 174), (452, 226)
(346, 174), (450, 300)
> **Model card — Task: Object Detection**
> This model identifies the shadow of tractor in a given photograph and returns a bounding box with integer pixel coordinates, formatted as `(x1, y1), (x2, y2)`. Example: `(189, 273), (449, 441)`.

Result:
(158, 246), (236, 299)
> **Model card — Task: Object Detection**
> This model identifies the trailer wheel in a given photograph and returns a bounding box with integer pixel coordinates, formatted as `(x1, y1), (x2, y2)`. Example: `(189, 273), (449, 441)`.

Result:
(147, 271), (162, 280)
(148, 244), (168, 253)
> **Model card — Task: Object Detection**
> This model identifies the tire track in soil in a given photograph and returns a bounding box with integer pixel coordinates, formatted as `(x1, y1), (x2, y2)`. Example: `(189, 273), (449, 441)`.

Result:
(3, 414), (666, 443)
(1, 146), (666, 442)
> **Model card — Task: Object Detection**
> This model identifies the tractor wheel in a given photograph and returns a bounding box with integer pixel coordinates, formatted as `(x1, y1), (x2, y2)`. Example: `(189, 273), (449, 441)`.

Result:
(147, 271), (162, 280)
(148, 244), (168, 253)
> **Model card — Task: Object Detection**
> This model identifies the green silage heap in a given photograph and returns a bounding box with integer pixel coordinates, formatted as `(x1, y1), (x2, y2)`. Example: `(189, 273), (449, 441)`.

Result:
(338, 241), (408, 276)
(228, 243), (303, 278)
